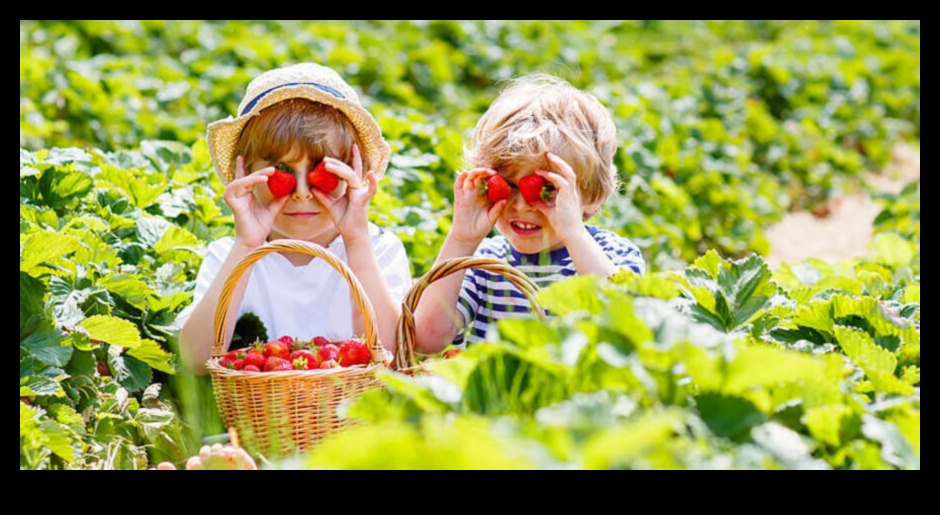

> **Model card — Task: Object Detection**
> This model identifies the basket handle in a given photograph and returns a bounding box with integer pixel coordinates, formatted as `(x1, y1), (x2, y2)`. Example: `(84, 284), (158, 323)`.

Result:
(211, 239), (380, 359)
(395, 256), (546, 370)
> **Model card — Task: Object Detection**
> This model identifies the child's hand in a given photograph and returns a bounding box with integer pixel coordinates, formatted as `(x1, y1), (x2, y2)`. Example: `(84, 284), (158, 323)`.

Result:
(451, 168), (507, 246)
(311, 144), (373, 243)
(533, 153), (588, 243)
(225, 156), (290, 249)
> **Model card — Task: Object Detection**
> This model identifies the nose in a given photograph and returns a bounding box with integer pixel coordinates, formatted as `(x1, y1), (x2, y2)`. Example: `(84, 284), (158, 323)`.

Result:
(508, 188), (533, 211)
(291, 170), (314, 200)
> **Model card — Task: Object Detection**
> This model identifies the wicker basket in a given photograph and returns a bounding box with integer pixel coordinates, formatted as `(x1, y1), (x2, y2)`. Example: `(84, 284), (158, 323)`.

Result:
(206, 239), (386, 458)
(394, 257), (546, 375)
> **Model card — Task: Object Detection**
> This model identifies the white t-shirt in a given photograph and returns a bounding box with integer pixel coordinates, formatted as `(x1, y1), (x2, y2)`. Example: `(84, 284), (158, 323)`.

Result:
(175, 223), (411, 344)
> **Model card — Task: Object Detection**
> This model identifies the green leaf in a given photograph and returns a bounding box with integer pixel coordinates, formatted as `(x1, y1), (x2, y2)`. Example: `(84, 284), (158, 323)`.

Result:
(127, 339), (176, 374)
(109, 348), (153, 393)
(538, 275), (606, 316)
(21, 320), (72, 367)
(697, 392), (766, 440)
(725, 345), (826, 393)
(20, 271), (47, 332)
(21, 376), (65, 397)
(98, 164), (167, 209)
(873, 233), (915, 268)
(803, 404), (853, 447)
(78, 315), (142, 349)
(20, 230), (83, 275)
(582, 410), (684, 469)
(861, 415), (918, 469)
(99, 274), (153, 311)
(834, 326), (911, 395)
(134, 215), (174, 250)
(153, 225), (202, 256)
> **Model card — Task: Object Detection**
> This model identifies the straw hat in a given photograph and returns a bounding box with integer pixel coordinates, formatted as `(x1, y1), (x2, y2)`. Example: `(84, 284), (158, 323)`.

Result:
(207, 62), (391, 185)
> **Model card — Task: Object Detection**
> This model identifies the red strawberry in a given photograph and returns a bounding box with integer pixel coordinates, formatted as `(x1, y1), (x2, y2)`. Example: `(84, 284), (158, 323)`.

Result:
(277, 335), (296, 351)
(319, 359), (339, 369)
(263, 356), (294, 372)
(519, 174), (554, 204)
(308, 161), (339, 193)
(97, 361), (110, 377)
(263, 340), (291, 360)
(443, 348), (463, 359)
(243, 365), (261, 372)
(479, 175), (511, 203)
(243, 349), (267, 369)
(290, 349), (319, 370)
(337, 338), (371, 367)
(268, 165), (297, 198)
(313, 336), (331, 348)
(220, 349), (247, 369)
(317, 343), (340, 364)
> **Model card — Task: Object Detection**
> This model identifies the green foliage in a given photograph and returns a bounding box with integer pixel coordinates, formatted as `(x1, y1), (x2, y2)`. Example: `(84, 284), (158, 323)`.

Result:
(20, 21), (919, 469)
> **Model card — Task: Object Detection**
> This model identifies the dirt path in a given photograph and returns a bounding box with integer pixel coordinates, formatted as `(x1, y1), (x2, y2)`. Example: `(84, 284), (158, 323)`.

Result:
(765, 143), (920, 269)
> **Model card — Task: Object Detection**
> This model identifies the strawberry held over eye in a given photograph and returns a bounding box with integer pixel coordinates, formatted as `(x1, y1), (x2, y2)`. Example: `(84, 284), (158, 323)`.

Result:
(519, 174), (554, 204)
(268, 164), (297, 198)
(308, 161), (339, 193)
(478, 175), (511, 203)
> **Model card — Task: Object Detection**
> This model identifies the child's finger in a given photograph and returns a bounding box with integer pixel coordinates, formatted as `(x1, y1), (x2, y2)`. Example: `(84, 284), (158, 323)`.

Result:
(487, 199), (508, 224)
(267, 193), (290, 215)
(351, 144), (363, 174)
(546, 152), (577, 182)
(534, 169), (570, 191)
(234, 155), (247, 181)
(324, 157), (363, 189)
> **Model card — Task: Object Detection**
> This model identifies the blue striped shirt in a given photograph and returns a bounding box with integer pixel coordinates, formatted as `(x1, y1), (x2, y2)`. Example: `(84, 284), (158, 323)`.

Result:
(454, 226), (645, 346)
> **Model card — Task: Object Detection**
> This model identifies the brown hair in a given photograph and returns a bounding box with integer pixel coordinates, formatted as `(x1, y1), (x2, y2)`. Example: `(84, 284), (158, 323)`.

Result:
(234, 98), (360, 171)
(465, 75), (619, 206)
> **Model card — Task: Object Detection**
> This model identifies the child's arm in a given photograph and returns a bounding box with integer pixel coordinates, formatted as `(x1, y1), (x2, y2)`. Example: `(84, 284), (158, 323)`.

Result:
(178, 157), (288, 375)
(313, 146), (404, 357)
(412, 169), (508, 355)
(535, 152), (622, 277)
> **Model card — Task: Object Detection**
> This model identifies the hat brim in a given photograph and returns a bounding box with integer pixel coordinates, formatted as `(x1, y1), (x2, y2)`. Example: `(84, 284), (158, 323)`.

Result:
(207, 83), (390, 185)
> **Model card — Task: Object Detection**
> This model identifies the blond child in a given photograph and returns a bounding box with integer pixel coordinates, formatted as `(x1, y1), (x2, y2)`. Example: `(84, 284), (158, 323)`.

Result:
(412, 75), (645, 352)
(177, 63), (411, 374)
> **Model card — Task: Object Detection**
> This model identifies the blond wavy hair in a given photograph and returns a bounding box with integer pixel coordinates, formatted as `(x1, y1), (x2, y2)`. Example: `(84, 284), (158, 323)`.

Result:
(465, 75), (619, 207)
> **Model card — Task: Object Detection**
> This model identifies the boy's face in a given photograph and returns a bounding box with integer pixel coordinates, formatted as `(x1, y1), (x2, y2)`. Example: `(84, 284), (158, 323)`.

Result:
(249, 153), (344, 246)
(493, 168), (571, 255)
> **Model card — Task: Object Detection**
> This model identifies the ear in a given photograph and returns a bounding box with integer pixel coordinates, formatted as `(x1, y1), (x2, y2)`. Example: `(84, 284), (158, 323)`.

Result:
(582, 200), (602, 221)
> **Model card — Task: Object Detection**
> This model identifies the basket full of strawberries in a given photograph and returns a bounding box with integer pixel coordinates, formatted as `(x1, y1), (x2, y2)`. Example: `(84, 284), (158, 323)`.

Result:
(206, 240), (388, 459)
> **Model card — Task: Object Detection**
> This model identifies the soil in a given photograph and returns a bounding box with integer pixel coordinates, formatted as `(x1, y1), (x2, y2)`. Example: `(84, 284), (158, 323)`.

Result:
(764, 143), (920, 269)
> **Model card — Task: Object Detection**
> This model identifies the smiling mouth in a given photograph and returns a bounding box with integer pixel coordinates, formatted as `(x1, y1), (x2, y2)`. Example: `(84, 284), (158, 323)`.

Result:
(510, 221), (541, 234)
(286, 212), (320, 217)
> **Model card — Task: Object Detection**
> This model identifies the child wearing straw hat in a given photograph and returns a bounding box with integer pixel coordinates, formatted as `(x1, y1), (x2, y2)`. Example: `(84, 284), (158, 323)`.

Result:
(177, 63), (411, 375)
(412, 75), (646, 352)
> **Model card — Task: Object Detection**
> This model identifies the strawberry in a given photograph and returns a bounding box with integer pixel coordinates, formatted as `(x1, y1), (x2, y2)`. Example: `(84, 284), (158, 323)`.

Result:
(243, 349), (267, 369)
(443, 348), (463, 359)
(242, 365), (261, 372)
(313, 336), (332, 348)
(319, 359), (339, 369)
(308, 161), (339, 193)
(478, 175), (511, 203)
(277, 335), (296, 351)
(519, 174), (554, 204)
(97, 361), (110, 377)
(263, 340), (291, 360)
(263, 356), (294, 372)
(268, 165), (297, 198)
(290, 349), (319, 370)
(220, 350), (247, 369)
(317, 343), (340, 364)
(337, 338), (371, 367)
